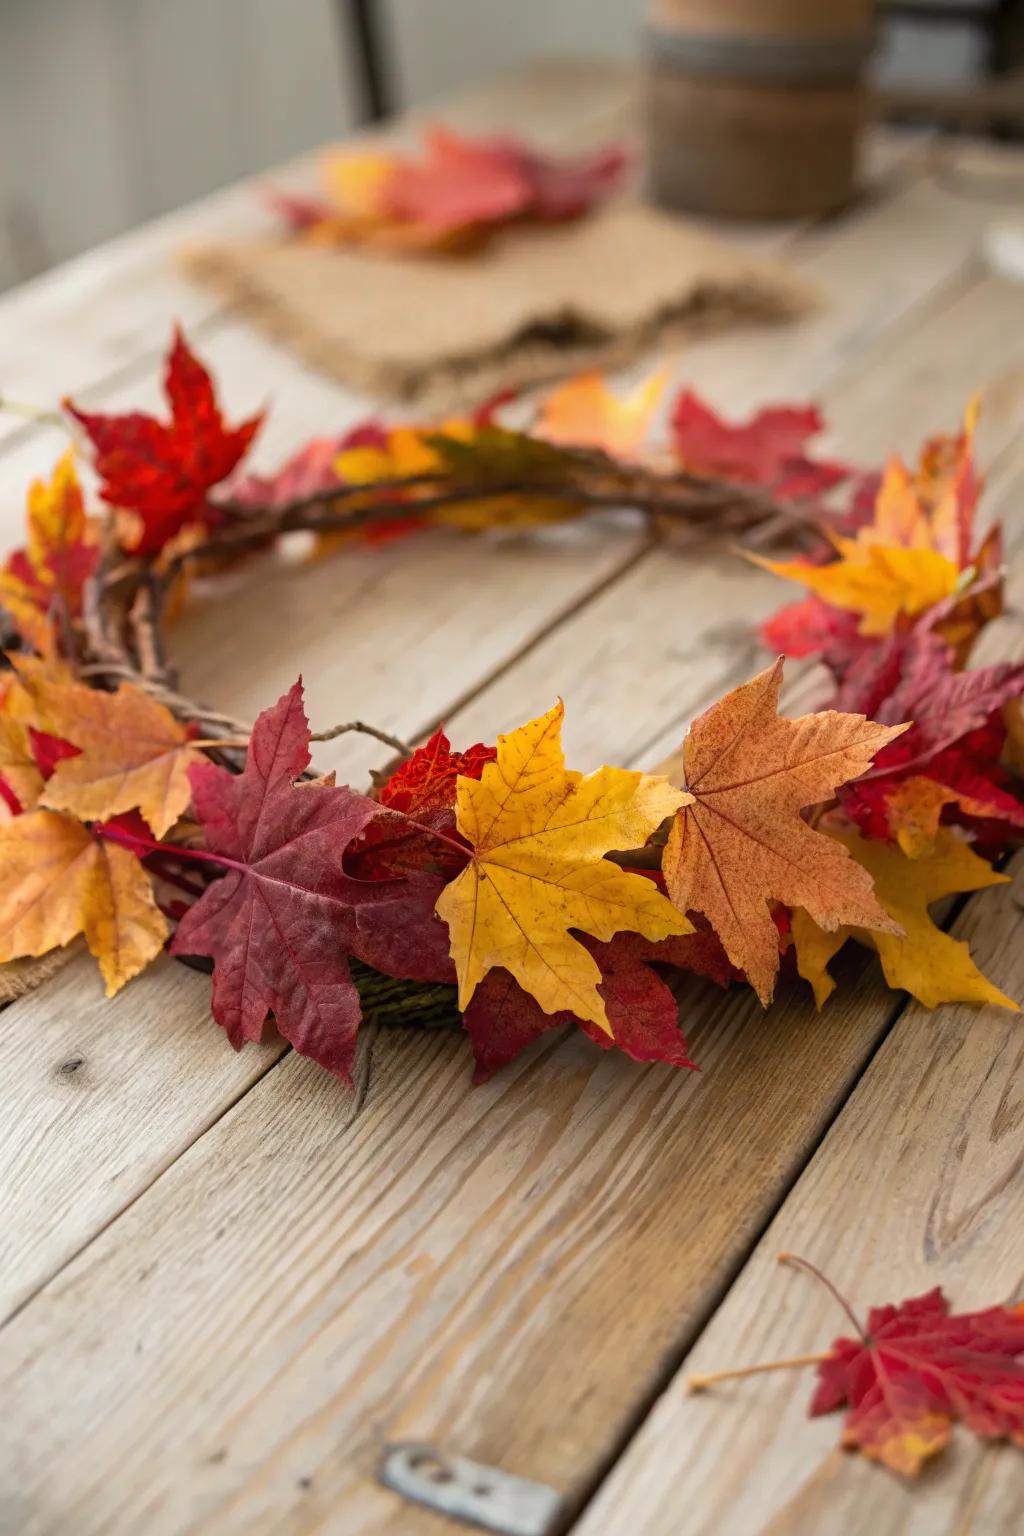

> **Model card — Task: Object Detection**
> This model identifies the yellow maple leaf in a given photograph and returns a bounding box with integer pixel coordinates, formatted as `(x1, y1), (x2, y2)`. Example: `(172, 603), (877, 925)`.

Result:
(754, 401), (986, 638)
(33, 679), (203, 837)
(883, 775), (1000, 860)
(661, 660), (907, 1004)
(0, 809), (167, 995)
(0, 715), (43, 815)
(537, 370), (667, 458)
(435, 700), (692, 1032)
(321, 147), (394, 219)
(0, 451), (98, 656)
(753, 541), (961, 638)
(791, 826), (1015, 1011)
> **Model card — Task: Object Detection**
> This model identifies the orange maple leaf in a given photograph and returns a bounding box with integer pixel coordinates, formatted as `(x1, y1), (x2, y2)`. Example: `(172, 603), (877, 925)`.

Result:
(0, 809), (166, 994)
(30, 678), (203, 837)
(536, 370), (667, 458)
(661, 660), (908, 1002)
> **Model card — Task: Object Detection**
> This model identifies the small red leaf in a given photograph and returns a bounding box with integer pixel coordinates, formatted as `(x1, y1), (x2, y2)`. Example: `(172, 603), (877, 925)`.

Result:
(813, 1287), (1024, 1476)
(67, 327), (263, 556)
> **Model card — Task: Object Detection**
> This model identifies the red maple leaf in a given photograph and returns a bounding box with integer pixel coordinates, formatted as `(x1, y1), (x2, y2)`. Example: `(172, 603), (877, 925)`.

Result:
(66, 327), (264, 556)
(28, 727), (79, 780)
(759, 593), (864, 663)
(463, 925), (739, 1083)
(690, 1260), (1024, 1478)
(170, 680), (453, 1081)
(811, 1286), (1024, 1475)
(835, 633), (1024, 767)
(518, 143), (628, 220)
(831, 633), (1024, 848)
(671, 392), (850, 499)
(384, 127), (534, 233)
(383, 127), (626, 234)
(348, 727), (496, 880)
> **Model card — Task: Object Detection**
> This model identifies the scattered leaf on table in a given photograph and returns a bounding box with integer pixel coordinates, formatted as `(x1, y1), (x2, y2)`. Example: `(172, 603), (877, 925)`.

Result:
(303, 127), (626, 252)
(0, 808), (166, 994)
(34, 678), (204, 837)
(811, 1285), (1024, 1476)
(381, 125), (535, 234)
(661, 660), (907, 1003)
(791, 826), (1015, 1010)
(435, 700), (691, 1032)
(66, 327), (263, 556)
(171, 680), (453, 1082)
(537, 370), (666, 457)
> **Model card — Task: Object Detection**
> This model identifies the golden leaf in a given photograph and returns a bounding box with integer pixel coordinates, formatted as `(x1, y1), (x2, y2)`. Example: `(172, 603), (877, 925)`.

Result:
(792, 827), (1015, 1011)
(435, 700), (691, 1032)
(537, 370), (667, 458)
(0, 809), (167, 995)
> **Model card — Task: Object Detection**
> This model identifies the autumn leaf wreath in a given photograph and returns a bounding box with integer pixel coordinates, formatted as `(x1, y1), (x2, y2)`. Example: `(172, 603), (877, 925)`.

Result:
(0, 328), (1021, 1088)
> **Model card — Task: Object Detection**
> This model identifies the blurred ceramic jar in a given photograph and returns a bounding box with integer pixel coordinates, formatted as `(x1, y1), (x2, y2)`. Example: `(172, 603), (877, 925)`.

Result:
(646, 0), (876, 219)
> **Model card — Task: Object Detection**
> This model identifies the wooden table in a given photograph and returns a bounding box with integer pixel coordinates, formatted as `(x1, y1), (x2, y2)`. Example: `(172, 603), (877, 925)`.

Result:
(2, 61), (1024, 1536)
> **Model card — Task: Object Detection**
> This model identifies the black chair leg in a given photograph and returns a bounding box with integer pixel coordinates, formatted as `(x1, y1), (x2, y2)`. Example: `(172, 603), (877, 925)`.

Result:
(337, 0), (392, 123)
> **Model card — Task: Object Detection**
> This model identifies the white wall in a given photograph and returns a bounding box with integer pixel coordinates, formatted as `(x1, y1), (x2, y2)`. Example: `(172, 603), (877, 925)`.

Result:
(383, 0), (644, 105)
(0, 0), (354, 288)
(0, 0), (978, 292)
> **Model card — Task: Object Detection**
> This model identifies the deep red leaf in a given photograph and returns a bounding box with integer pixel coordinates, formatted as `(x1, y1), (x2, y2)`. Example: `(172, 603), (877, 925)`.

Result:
(171, 680), (452, 1082)
(759, 594), (864, 662)
(811, 1286), (1024, 1475)
(383, 127), (534, 233)
(29, 727), (80, 779)
(671, 391), (850, 498)
(463, 926), (739, 1083)
(519, 143), (628, 220)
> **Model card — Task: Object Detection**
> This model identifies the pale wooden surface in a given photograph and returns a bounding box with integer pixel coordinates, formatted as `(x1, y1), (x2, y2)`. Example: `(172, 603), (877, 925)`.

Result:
(1, 60), (1024, 1536)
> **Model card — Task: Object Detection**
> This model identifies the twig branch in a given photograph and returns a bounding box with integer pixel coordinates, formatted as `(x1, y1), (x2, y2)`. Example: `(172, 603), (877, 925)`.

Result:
(310, 719), (413, 757)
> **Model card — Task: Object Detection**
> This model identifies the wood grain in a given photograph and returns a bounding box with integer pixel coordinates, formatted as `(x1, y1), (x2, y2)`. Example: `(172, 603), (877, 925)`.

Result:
(574, 859), (1024, 1536)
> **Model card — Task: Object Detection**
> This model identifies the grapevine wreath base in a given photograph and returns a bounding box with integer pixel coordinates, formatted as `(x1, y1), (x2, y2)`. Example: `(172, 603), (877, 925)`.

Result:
(0, 329), (1021, 1089)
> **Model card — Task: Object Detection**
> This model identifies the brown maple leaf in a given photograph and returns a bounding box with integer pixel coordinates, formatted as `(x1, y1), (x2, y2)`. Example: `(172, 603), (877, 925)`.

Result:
(661, 660), (907, 1002)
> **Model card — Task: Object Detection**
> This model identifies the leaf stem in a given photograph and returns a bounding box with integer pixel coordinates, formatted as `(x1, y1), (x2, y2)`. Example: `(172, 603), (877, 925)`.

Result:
(0, 395), (67, 431)
(778, 1252), (867, 1339)
(687, 1353), (831, 1393)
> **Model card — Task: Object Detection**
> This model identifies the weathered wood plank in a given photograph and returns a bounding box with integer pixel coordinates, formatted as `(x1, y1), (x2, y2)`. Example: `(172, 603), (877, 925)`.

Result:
(573, 860), (1024, 1536)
